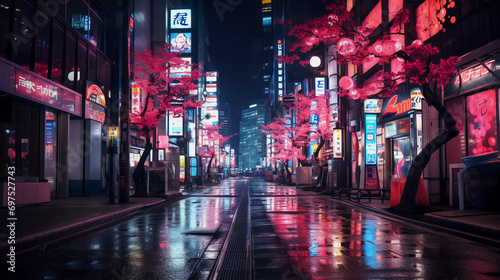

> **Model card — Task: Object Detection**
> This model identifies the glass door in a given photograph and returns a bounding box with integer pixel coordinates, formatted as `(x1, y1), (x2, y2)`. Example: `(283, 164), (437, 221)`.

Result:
(45, 110), (57, 197)
(392, 136), (411, 178)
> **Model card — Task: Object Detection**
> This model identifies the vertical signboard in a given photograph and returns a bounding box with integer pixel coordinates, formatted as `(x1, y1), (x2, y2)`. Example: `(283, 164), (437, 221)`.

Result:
(180, 155), (185, 182)
(365, 114), (377, 165)
(314, 77), (326, 95)
(170, 9), (191, 29)
(333, 129), (343, 159)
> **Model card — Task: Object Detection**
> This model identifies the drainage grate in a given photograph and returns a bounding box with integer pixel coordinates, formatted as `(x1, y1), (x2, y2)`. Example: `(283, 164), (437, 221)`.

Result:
(215, 184), (251, 280)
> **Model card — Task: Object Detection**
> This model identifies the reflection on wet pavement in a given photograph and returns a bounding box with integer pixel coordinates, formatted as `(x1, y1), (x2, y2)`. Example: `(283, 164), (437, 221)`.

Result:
(12, 177), (500, 279)
(15, 180), (239, 280)
(249, 179), (500, 279)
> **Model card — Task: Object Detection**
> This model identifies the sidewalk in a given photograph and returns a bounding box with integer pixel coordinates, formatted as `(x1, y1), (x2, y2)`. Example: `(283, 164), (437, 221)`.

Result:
(333, 194), (500, 245)
(0, 191), (183, 255)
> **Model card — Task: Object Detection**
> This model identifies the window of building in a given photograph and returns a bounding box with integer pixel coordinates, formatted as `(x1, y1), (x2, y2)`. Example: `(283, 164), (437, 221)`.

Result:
(388, 0), (404, 23)
(12, 0), (35, 69)
(51, 24), (65, 84)
(34, 15), (51, 78)
(362, 1), (381, 35)
(77, 43), (88, 93)
(416, 0), (443, 42)
(0, 0), (11, 59)
(65, 34), (77, 89)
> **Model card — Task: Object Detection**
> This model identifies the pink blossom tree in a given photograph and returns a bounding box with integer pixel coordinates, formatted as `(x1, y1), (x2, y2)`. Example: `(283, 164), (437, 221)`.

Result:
(198, 124), (234, 184)
(278, 3), (460, 213)
(131, 45), (203, 195)
(262, 116), (306, 184)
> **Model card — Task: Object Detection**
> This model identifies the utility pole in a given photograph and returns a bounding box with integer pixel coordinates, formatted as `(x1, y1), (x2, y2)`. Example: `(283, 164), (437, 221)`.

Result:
(119, 0), (131, 203)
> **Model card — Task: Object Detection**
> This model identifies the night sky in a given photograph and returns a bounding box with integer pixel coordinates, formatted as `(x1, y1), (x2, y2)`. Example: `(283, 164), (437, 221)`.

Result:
(205, 1), (265, 137)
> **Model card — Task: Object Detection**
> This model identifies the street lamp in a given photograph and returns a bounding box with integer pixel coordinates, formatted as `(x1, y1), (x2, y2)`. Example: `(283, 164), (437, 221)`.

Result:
(309, 56), (321, 68)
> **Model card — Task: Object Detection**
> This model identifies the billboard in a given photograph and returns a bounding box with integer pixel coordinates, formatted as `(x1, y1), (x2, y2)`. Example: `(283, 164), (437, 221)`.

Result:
(170, 9), (191, 29)
(170, 33), (191, 53)
(168, 111), (184, 137)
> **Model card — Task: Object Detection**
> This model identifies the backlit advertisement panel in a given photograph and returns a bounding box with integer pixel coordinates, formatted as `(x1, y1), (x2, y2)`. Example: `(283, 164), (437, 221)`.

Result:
(365, 114), (377, 165)
(170, 33), (192, 53)
(168, 111), (184, 137)
(170, 9), (191, 29)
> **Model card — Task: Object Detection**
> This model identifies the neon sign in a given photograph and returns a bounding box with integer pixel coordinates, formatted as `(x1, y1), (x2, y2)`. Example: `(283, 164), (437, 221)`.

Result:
(85, 100), (105, 123)
(382, 95), (411, 116)
(86, 82), (106, 106)
(454, 61), (493, 85)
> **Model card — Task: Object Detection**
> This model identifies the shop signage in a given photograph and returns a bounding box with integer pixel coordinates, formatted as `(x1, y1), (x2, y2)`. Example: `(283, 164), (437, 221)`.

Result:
(85, 100), (105, 123)
(364, 99), (382, 113)
(445, 59), (500, 97)
(15, 70), (65, 110)
(86, 81), (106, 106)
(384, 118), (410, 138)
(131, 84), (142, 115)
(180, 155), (185, 182)
(333, 129), (343, 159)
(380, 89), (422, 121)
(168, 111), (184, 137)
(206, 83), (217, 93)
(315, 77), (326, 95)
(170, 32), (192, 53)
(365, 114), (377, 165)
(170, 9), (191, 29)
(189, 157), (197, 177)
(207, 71), (217, 82)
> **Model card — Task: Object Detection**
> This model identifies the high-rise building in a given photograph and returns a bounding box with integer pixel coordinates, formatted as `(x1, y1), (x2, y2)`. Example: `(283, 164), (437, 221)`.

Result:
(218, 102), (231, 144)
(239, 101), (266, 170)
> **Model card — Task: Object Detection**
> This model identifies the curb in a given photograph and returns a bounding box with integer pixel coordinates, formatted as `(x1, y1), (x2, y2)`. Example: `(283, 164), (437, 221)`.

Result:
(0, 198), (172, 257)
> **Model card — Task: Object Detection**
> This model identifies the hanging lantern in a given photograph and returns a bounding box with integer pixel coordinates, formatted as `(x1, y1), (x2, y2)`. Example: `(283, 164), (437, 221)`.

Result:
(381, 40), (396, 56)
(337, 38), (356, 56)
(339, 76), (354, 90)
(412, 40), (423, 46)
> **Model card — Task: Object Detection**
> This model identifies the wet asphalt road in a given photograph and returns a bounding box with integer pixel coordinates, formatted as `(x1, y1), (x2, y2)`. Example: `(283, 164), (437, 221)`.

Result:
(11, 177), (500, 279)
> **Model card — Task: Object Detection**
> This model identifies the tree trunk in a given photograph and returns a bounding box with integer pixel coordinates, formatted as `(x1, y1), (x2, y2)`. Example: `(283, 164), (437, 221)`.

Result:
(393, 85), (459, 214)
(207, 154), (214, 180)
(284, 161), (292, 185)
(313, 137), (325, 188)
(132, 137), (152, 197)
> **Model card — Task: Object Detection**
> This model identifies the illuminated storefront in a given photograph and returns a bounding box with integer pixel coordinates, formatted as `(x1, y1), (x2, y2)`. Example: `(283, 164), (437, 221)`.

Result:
(376, 89), (423, 189)
(444, 53), (500, 205)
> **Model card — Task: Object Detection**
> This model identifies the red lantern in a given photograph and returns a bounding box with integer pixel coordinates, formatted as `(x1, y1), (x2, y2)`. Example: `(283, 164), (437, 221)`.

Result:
(339, 76), (354, 90)
(338, 38), (356, 56)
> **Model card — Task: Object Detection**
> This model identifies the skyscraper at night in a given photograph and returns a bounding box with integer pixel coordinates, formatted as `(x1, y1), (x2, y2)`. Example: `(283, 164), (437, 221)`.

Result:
(239, 101), (266, 171)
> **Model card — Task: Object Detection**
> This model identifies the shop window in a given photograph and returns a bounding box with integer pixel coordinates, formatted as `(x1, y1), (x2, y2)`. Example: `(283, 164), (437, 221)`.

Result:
(34, 10), (51, 78)
(51, 24), (64, 84)
(445, 96), (467, 165)
(11, 0), (35, 69)
(0, 0), (11, 59)
(466, 89), (498, 155)
(65, 34), (77, 89)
